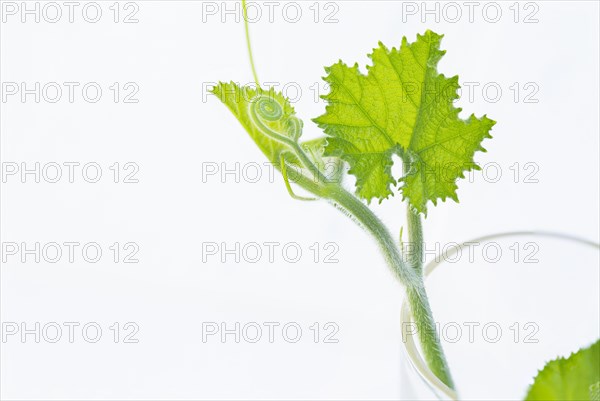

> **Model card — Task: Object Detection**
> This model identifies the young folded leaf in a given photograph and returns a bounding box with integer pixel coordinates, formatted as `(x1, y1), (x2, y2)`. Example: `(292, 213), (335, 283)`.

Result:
(211, 82), (299, 164)
(314, 30), (495, 214)
(211, 82), (342, 197)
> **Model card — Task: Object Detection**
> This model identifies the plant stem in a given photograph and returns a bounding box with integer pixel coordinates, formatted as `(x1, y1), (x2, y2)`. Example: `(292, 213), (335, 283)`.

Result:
(328, 187), (455, 389)
(406, 284), (455, 389)
(405, 206), (454, 388)
(406, 206), (424, 274)
(328, 188), (420, 287)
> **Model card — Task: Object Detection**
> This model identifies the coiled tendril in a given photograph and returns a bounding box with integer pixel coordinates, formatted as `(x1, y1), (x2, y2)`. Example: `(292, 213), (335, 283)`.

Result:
(248, 93), (328, 192)
(286, 116), (302, 141)
(248, 95), (301, 144)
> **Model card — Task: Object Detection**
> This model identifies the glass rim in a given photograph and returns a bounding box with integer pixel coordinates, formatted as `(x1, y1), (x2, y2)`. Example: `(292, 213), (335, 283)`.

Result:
(399, 230), (600, 400)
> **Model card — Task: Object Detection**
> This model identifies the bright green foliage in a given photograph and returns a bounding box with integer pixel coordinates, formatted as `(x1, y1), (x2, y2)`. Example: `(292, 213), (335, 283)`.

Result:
(314, 30), (495, 213)
(525, 340), (600, 401)
(213, 30), (497, 389)
(210, 82), (300, 166)
(211, 82), (341, 190)
(301, 137), (344, 183)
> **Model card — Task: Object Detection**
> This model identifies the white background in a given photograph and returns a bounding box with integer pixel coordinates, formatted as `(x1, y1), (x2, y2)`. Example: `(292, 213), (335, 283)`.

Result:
(1, 1), (599, 400)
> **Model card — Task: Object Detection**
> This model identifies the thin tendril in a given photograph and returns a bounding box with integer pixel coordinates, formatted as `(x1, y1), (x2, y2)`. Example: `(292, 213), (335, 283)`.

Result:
(248, 95), (293, 145)
(242, 0), (260, 87)
(247, 94), (330, 184)
(280, 153), (317, 201)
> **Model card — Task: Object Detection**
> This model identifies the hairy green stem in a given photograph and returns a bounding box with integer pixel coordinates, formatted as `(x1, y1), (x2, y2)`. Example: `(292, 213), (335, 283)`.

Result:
(406, 285), (455, 388)
(406, 206), (424, 274)
(326, 187), (454, 388)
(328, 188), (419, 287)
(405, 206), (455, 388)
(290, 143), (330, 184)
(265, 161), (456, 387)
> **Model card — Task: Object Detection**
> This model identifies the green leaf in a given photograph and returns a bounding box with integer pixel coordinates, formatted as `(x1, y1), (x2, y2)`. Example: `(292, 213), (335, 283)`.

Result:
(313, 30), (495, 213)
(301, 137), (344, 184)
(210, 82), (301, 166)
(211, 82), (341, 197)
(525, 340), (600, 401)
